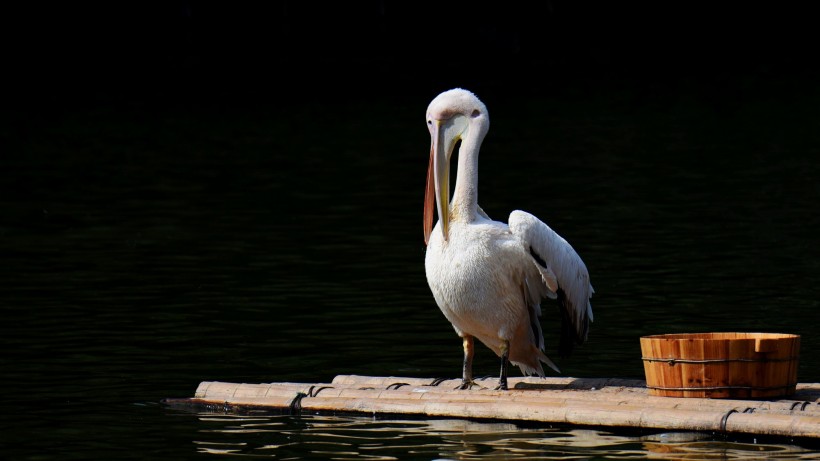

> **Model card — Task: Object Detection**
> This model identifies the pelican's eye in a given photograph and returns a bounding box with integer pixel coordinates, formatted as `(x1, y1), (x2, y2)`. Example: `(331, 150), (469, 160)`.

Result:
(471, 110), (481, 118)
(427, 120), (433, 125)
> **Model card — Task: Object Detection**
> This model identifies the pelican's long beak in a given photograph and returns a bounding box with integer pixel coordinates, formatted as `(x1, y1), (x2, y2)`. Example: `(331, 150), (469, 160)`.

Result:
(424, 120), (450, 245)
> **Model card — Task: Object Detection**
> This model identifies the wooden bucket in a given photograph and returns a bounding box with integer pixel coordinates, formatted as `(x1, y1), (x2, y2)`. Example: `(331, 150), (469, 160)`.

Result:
(640, 332), (800, 398)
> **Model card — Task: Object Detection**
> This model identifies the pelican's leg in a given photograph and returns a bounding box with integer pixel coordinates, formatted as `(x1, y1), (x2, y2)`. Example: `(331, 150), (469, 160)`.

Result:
(457, 335), (477, 390)
(495, 340), (510, 391)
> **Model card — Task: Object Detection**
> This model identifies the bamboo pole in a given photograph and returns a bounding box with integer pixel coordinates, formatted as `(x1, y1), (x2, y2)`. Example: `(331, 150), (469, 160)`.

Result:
(294, 395), (820, 438)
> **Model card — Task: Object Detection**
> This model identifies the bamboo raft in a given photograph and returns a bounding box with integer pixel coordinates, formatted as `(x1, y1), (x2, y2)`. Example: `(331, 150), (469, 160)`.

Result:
(166, 375), (820, 441)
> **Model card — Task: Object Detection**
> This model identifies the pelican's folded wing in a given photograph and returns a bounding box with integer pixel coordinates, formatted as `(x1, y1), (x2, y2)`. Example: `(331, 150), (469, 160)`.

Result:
(508, 210), (594, 354)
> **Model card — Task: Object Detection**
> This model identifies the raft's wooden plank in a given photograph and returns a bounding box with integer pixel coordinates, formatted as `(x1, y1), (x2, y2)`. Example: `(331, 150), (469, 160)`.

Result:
(331, 375), (647, 389)
(174, 376), (820, 439)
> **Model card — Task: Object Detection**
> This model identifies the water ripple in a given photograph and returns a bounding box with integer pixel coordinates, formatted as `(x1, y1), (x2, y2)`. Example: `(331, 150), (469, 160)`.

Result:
(184, 413), (817, 460)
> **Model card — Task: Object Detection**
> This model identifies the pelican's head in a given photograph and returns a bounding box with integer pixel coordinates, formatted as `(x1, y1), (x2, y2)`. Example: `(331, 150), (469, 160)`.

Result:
(423, 88), (489, 245)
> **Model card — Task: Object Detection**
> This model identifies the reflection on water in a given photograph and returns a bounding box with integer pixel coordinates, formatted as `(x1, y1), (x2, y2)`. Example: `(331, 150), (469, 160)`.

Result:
(184, 413), (816, 460)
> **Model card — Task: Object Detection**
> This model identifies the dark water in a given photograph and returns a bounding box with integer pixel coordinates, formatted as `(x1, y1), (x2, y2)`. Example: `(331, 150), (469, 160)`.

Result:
(3, 85), (820, 459)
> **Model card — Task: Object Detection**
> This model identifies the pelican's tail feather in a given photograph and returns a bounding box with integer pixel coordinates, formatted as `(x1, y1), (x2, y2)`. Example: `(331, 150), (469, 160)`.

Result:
(538, 350), (561, 375)
(511, 350), (561, 377)
(512, 360), (544, 378)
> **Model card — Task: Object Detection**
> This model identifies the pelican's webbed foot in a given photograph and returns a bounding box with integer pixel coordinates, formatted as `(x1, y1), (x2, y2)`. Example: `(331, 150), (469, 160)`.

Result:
(456, 379), (481, 390)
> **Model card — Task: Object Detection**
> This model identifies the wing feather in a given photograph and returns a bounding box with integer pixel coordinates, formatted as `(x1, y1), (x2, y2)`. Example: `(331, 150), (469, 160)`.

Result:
(508, 210), (594, 349)
(521, 279), (561, 374)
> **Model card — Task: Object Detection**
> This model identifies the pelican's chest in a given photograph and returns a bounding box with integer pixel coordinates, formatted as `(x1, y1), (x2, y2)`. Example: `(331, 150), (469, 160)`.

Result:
(424, 221), (522, 310)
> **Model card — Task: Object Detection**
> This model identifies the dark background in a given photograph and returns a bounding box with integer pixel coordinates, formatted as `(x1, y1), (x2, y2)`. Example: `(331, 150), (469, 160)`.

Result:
(4, 2), (819, 110)
(3, 0), (819, 388)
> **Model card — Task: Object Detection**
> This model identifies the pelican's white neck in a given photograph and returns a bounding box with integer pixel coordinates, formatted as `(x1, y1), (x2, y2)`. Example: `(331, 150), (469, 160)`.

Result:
(450, 122), (486, 222)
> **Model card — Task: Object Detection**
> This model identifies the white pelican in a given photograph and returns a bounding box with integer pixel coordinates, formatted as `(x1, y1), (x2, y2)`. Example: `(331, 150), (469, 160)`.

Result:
(423, 88), (594, 390)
